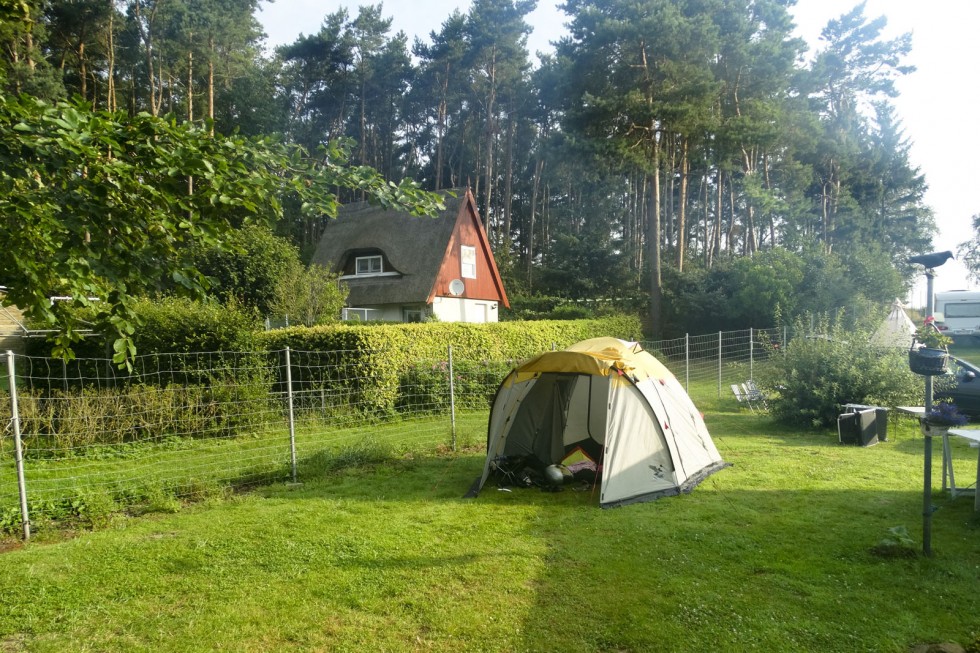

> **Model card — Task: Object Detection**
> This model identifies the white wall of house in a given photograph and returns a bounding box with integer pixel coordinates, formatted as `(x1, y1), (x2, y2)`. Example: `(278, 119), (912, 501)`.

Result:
(343, 298), (499, 323)
(431, 296), (499, 323)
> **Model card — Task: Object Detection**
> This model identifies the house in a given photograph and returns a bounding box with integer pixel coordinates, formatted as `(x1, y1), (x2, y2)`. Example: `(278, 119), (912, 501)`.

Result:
(310, 188), (509, 323)
(0, 289), (27, 354)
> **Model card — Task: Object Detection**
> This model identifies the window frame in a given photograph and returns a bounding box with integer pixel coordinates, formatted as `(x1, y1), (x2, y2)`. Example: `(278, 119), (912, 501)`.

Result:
(355, 255), (383, 276)
(460, 245), (477, 279)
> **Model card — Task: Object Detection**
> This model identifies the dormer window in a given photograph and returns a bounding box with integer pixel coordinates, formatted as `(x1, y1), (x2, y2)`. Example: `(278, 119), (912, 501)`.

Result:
(356, 255), (383, 276)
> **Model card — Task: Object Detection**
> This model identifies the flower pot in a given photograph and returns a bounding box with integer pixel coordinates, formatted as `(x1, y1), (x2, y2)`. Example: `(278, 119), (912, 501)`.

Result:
(908, 346), (949, 376)
(920, 421), (950, 438)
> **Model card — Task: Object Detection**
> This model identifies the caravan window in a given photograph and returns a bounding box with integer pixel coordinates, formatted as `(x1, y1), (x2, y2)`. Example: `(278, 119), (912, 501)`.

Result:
(944, 302), (980, 318)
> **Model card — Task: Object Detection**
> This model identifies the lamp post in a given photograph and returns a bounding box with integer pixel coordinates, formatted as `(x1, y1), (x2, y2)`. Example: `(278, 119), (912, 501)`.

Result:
(909, 250), (953, 556)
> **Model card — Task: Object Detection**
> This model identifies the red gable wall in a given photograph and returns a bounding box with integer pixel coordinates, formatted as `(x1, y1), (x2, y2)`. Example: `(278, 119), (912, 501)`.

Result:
(429, 190), (510, 307)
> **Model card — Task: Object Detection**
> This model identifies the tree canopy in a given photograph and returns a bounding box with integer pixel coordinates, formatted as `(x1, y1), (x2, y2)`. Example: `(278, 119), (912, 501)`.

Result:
(0, 0), (940, 339)
(0, 94), (441, 363)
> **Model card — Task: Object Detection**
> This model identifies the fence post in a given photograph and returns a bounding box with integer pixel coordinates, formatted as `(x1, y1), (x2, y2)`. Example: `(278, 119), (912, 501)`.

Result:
(749, 327), (754, 380)
(718, 331), (723, 398)
(684, 333), (690, 392)
(448, 345), (457, 452)
(5, 351), (30, 541)
(284, 347), (297, 483)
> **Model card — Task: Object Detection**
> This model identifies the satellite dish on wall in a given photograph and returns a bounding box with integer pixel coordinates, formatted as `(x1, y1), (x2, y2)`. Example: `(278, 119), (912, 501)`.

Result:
(448, 279), (465, 296)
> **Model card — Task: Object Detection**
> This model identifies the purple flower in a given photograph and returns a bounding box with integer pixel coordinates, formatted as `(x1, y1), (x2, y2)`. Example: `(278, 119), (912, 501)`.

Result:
(925, 402), (968, 427)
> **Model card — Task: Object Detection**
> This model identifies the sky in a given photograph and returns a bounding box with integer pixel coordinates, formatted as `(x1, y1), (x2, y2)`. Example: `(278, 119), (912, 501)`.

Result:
(257, 0), (980, 302)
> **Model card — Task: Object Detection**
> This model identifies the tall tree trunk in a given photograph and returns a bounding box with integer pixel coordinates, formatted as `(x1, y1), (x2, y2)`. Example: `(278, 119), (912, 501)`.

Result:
(435, 67), (449, 191)
(208, 34), (215, 130)
(187, 47), (193, 121)
(648, 141), (663, 338)
(526, 157), (543, 287)
(677, 137), (689, 272)
(502, 115), (515, 245)
(134, 0), (162, 116)
(482, 46), (497, 241)
(711, 168), (722, 267)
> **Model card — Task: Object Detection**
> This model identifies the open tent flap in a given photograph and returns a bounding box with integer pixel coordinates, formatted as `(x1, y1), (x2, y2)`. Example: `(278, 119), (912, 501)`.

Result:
(475, 373), (608, 492)
(500, 373), (607, 466)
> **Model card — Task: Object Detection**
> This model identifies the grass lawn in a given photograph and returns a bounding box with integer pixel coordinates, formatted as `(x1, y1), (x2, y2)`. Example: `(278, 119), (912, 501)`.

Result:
(1, 397), (979, 653)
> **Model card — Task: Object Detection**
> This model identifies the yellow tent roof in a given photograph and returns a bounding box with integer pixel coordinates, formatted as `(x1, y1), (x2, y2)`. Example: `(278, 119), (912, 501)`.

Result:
(510, 337), (674, 383)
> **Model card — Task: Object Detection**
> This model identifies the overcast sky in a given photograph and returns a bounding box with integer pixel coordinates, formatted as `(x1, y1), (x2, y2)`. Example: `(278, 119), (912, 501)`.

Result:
(258, 0), (980, 299)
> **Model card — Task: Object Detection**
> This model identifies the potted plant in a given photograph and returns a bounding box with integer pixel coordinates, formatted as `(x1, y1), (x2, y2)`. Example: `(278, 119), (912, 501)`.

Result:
(920, 401), (968, 437)
(908, 317), (952, 375)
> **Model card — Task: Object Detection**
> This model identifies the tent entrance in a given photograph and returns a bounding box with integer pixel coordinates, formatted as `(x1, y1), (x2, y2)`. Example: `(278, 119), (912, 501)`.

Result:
(502, 373), (608, 467)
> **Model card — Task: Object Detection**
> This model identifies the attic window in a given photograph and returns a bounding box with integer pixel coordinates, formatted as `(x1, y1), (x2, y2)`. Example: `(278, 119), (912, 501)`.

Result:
(460, 245), (476, 279)
(355, 255), (383, 276)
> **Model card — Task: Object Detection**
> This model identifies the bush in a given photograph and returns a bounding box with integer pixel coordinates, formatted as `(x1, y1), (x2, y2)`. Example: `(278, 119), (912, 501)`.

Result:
(259, 316), (642, 415)
(396, 359), (513, 414)
(7, 384), (278, 454)
(759, 313), (920, 428)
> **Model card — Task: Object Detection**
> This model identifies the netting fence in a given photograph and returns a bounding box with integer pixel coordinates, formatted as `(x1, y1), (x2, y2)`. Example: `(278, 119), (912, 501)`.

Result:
(1, 328), (788, 539)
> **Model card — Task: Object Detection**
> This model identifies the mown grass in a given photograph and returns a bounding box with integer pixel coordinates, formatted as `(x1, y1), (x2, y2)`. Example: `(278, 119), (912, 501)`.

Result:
(1, 398), (979, 652)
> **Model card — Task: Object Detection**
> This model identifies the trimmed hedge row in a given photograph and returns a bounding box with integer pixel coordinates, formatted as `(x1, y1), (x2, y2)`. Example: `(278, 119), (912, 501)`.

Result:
(258, 316), (643, 415)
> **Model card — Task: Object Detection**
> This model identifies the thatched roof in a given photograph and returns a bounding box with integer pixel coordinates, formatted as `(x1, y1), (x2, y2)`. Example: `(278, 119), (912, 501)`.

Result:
(310, 191), (468, 307)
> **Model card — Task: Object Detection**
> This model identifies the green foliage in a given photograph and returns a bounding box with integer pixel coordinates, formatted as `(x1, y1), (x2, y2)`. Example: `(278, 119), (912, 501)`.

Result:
(0, 94), (443, 366)
(189, 225), (303, 314)
(958, 214), (980, 286)
(396, 359), (514, 414)
(259, 317), (642, 414)
(5, 383), (276, 453)
(759, 313), (920, 427)
(870, 525), (917, 559)
(129, 296), (260, 356)
(269, 263), (349, 326)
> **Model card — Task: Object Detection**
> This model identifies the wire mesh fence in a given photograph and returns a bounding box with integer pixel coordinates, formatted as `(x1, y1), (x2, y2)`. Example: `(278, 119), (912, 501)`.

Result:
(1, 329), (788, 538)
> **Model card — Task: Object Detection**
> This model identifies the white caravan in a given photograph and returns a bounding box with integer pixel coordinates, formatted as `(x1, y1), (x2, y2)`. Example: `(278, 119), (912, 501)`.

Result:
(935, 291), (980, 337)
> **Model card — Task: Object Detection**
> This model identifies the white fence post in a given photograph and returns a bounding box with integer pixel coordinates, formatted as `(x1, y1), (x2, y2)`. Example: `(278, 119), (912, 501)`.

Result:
(6, 351), (30, 541)
(718, 331), (722, 398)
(448, 345), (457, 452)
(284, 347), (297, 483)
(685, 333), (690, 392)
(749, 328), (754, 380)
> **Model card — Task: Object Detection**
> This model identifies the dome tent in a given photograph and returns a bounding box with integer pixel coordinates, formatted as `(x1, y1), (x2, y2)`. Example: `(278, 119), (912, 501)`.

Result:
(467, 338), (729, 508)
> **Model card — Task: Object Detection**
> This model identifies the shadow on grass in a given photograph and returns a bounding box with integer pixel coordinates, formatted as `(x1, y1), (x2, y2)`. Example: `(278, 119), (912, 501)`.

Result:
(265, 449), (980, 651)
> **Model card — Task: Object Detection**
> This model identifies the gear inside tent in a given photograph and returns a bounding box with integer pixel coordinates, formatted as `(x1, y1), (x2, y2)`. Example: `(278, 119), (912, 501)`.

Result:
(466, 338), (729, 508)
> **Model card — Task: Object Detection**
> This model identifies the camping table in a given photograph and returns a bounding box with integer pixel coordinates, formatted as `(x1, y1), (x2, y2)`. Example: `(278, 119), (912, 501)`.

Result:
(946, 429), (980, 511)
(895, 407), (959, 496)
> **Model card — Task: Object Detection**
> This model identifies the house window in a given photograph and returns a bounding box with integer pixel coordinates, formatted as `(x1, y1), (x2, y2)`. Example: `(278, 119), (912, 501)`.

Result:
(460, 245), (476, 279)
(355, 255), (383, 275)
(403, 307), (424, 323)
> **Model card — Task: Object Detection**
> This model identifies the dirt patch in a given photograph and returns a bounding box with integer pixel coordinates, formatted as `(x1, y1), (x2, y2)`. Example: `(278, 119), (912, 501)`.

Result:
(0, 539), (23, 555)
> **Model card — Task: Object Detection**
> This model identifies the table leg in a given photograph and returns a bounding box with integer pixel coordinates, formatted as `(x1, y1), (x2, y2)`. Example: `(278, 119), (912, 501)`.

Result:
(975, 448), (980, 512)
(942, 433), (957, 498)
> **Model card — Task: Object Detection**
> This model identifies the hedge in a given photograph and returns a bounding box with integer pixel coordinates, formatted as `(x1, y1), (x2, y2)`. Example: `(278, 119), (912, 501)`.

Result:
(257, 315), (643, 415)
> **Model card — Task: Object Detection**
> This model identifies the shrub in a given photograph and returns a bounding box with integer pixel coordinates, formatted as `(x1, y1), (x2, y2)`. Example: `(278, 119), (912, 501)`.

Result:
(7, 383), (278, 454)
(759, 313), (920, 428)
(259, 316), (642, 415)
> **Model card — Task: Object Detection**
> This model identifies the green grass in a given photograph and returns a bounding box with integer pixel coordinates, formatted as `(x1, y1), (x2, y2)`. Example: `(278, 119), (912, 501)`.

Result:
(2, 406), (980, 652)
(951, 342), (980, 366)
